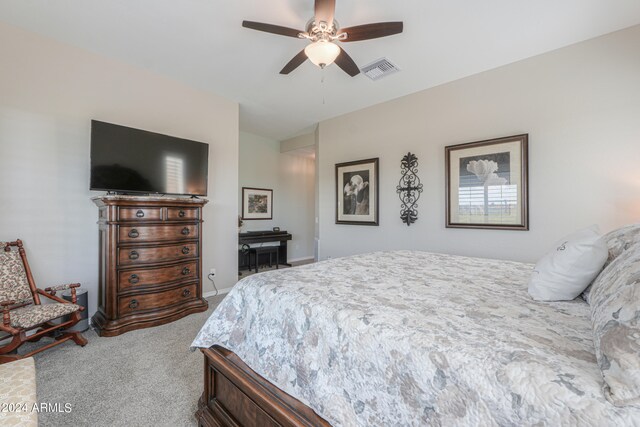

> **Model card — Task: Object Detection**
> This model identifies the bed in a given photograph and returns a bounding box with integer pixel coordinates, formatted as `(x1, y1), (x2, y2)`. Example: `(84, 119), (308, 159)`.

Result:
(192, 250), (640, 426)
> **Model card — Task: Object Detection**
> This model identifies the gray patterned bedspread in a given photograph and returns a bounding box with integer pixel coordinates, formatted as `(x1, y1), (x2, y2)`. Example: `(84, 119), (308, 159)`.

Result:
(192, 251), (640, 426)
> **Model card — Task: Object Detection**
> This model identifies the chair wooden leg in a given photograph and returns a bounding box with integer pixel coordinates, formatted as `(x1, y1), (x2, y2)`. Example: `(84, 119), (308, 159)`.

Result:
(0, 333), (25, 355)
(27, 322), (59, 342)
(0, 353), (21, 364)
(27, 333), (44, 343)
(0, 334), (25, 364)
(56, 330), (88, 347)
(0, 321), (87, 364)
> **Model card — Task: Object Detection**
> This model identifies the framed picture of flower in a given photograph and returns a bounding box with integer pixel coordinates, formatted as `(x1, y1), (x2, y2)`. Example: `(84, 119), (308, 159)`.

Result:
(445, 134), (529, 230)
(335, 158), (379, 226)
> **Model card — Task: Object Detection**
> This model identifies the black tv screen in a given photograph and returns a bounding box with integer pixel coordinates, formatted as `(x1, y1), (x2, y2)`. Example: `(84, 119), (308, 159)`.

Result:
(90, 120), (208, 196)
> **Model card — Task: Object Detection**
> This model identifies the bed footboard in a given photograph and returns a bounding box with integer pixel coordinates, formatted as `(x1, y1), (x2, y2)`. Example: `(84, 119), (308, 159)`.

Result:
(196, 345), (330, 427)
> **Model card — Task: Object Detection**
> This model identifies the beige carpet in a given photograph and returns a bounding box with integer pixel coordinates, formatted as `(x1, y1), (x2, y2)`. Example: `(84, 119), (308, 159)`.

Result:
(22, 294), (226, 427)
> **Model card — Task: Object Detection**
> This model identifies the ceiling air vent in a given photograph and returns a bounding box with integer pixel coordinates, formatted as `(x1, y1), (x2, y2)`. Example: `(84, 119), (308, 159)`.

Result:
(361, 58), (400, 81)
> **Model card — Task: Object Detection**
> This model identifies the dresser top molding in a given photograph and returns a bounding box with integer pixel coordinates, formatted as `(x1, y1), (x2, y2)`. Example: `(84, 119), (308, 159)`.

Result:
(92, 195), (209, 207)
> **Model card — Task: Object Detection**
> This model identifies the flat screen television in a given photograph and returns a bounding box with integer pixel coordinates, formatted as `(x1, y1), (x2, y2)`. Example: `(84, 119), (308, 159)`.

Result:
(90, 120), (209, 196)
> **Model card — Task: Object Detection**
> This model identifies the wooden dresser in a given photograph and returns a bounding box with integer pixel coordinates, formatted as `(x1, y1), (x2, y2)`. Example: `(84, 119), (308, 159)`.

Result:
(91, 195), (208, 336)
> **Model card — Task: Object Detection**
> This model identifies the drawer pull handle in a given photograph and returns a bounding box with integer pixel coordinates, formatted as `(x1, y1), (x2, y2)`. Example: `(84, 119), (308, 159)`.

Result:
(136, 210), (145, 218)
(182, 289), (191, 298)
(129, 274), (139, 284)
(182, 246), (190, 255)
(182, 267), (190, 275)
(181, 227), (190, 236)
(129, 299), (139, 309)
(129, 251), (139, 260)
(128, 229), (139, 238)
(178, 210), (186, 218)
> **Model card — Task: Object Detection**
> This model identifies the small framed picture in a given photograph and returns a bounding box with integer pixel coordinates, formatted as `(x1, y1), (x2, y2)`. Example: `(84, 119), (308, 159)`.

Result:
(445, 134), (529, 230)
(242, 187), (273, 220)
(335, 158), (379, 226)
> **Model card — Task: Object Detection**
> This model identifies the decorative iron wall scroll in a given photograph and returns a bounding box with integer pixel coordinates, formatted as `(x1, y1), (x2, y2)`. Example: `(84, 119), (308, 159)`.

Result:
(396, 152), (423, 226)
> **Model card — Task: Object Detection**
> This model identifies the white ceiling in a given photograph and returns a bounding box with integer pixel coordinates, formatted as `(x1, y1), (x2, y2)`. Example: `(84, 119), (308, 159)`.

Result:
(1, 1), (639, 140)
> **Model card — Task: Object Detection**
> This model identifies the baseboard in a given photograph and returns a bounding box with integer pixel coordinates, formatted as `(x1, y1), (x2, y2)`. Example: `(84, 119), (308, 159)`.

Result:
(203, 287), (234, 299)
(287, 256), (315, 263)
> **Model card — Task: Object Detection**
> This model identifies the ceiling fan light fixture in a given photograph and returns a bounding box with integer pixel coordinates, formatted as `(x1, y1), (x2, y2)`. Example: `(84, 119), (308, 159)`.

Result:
(242, 1), (403, 76)
(304, 40), (340, 68)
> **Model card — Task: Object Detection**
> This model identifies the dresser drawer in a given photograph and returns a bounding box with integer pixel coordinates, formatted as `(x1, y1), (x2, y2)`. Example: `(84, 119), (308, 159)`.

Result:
(118, 284), (197, 316)
(118, 261), (198, 291)
(118, 243), (198, 266)
(119, 224), (198, 243)
(118, 207), (162, 221)
(167, 207), (199, 221)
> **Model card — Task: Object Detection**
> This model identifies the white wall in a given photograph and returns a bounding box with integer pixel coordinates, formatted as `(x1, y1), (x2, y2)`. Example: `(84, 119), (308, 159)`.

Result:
(239, 132), (280, 233)
(280, 131), (316, 153)
(279, 151), (316, 261)
(239, 132), (315, 261)
(0, 23), (239, 315)
(318, 25), (640, 263)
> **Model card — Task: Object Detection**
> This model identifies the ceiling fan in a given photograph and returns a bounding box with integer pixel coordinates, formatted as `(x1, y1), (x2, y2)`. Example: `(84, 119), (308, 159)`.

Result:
(242, 0), (403, 77)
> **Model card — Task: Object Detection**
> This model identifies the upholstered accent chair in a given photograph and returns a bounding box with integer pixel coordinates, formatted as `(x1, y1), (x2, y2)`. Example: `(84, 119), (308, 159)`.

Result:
(0, 240), (87, 364)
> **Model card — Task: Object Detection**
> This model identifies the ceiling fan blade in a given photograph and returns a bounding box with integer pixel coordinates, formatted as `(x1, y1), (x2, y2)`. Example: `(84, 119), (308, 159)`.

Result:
(242, 21), (303, 38)
(280, 50), (308, 74)
(338, 22), (403, 42)
(314, 0), (336, 25)
(334, 47), (360, 77)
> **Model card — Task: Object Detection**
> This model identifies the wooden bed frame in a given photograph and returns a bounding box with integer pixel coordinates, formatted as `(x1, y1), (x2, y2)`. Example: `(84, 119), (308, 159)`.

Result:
(196, 346), (331, 427)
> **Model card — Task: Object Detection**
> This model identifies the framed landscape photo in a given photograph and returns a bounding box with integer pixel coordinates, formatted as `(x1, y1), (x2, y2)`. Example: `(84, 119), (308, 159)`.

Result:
(336, 158), (379, 226)
(242, 187), (273, 220)
(445, 134), (529, 230)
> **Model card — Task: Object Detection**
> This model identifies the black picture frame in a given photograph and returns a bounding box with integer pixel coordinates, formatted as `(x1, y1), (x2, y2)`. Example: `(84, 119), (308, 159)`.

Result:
(445, 134), (529, 230)
(335, 158), (379, 226)
(241, 187), (273, 220)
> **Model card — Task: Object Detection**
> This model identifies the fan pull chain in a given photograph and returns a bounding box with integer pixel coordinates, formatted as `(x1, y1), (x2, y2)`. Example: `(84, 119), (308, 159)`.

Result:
(321, 71), (325, 105)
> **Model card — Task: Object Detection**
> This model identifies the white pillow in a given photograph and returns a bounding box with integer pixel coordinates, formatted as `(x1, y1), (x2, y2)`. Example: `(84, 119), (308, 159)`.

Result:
(528, 226), (608, 301)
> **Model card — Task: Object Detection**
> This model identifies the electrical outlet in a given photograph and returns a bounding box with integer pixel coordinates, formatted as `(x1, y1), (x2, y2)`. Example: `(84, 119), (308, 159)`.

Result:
(209, 268), (216, 276)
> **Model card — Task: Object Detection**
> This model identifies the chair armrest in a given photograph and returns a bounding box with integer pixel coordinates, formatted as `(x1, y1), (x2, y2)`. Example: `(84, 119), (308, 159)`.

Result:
(1, 299), (15, 327)
(37, 287), (84, 310)
(0, 298), (31, 334)
(0, 298), (32, 308)
(44, 283), (80, 295)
